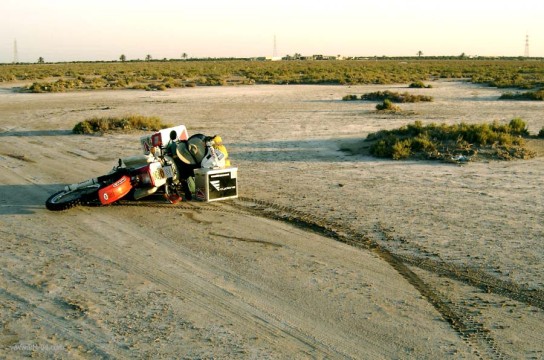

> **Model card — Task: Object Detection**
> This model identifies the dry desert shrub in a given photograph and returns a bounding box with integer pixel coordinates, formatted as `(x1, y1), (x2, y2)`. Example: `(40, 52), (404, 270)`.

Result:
(73, 115), (171, 134)
(500, 89), (544, 101)
(375, 99), (402, 112)
(362, 90), (433, 103)
(342, 90), (433, 103)
(5, 59), (544, 93)
(408, 81), (432, 88)
(342, 94), (359, 101)
(366, 119), (536, 162)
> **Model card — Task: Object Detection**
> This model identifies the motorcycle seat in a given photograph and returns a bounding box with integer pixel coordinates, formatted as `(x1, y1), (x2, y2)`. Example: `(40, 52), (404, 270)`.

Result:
(121, 154), (154, 168)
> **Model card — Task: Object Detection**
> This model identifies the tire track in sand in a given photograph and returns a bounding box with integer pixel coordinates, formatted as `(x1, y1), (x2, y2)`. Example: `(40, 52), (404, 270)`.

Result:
(76, 195), (539, 359)
(233, 197), (517, 359)
(76, 210), (354, 359)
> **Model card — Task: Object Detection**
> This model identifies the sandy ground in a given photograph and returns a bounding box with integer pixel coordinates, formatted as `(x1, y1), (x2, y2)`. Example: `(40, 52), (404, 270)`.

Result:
(1, 81), (543, 359)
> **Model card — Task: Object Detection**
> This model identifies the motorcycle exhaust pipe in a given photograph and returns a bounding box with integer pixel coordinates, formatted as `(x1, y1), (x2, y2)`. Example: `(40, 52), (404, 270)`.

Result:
(132, 187), (158, 200)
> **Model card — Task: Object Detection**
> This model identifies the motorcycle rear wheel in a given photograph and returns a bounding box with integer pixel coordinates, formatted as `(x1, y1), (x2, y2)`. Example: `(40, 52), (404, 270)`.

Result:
(45, 185), (100, 211)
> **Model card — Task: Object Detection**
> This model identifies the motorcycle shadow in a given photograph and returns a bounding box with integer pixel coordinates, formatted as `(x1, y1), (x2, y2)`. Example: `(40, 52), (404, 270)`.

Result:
(0, 183), (69, 215)
(0, 184), (196, 215)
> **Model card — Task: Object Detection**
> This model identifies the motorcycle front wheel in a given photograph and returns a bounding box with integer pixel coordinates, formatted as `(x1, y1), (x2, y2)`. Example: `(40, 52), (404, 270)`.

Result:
(45, 185), (100, 211)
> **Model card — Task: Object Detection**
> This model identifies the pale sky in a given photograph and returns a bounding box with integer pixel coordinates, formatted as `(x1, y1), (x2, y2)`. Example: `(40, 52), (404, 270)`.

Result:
(1, 0), (543, 63)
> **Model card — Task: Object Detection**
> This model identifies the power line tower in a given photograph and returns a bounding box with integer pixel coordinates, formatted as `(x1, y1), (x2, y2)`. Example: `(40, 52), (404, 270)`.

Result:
(13, 39), (19, 63)
(273, 34), (278, 58)
(524, 33), (530, 58)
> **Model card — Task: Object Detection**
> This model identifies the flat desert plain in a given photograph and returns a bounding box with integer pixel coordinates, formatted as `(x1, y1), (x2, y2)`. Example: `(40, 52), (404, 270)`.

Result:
(1, 81), (543, 359)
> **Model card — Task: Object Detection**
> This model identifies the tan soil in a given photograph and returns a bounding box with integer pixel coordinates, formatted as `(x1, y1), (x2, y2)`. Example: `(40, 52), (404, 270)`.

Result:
(1, 81), (543, 358)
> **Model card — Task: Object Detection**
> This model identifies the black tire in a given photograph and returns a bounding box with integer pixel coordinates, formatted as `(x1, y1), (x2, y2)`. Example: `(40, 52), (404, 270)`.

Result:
(45, 186), (100, 211)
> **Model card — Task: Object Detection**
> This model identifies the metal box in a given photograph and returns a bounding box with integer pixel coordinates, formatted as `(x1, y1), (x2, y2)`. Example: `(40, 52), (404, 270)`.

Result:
(194, 167), (238, 202)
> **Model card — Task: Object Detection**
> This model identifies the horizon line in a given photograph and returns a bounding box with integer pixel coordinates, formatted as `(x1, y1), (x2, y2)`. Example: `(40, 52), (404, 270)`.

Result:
(3, 54), (544, 65)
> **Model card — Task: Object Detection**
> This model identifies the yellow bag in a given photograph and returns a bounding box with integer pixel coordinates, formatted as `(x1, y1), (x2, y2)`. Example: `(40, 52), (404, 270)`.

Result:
(212, 135), (230, 167)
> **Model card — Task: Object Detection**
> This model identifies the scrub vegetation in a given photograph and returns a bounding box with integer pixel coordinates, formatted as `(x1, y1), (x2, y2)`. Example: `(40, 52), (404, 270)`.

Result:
(365, 119), (536, 162)
(375, 99), (402, 112)
(499, 89), (544, 101)
(72, 114), (171, 134)
(365, 90), (433, 102)
(343, 90), (433, 102)
(409, 81), (432, 88)
(1, 59), (543, 92)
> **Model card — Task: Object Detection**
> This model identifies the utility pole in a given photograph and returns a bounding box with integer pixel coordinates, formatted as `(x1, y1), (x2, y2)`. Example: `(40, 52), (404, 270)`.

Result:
(524, 33), (530, 58)
(13, 39), (19, 63)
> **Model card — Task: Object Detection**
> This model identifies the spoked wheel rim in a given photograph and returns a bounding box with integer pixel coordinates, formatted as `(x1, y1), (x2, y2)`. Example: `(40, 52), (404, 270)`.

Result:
(45, 185), (100, 211)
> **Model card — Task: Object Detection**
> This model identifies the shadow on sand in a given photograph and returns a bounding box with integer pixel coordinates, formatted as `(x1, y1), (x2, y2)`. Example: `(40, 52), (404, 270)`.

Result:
(230, 138), (452, 166)
(0, 130), (72, 137)
(230, 138), (369, 163)
(0, 184), (67, 215)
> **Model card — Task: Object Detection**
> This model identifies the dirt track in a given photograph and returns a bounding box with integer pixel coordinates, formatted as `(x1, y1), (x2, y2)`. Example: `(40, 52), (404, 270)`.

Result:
(1, 82), (543, 358)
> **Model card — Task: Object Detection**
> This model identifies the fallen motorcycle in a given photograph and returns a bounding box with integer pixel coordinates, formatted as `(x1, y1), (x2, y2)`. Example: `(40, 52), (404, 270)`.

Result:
(45, 125), (234, 211)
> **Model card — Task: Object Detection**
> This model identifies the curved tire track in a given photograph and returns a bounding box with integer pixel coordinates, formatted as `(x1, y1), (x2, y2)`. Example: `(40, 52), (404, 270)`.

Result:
(115, 195), (541, 359)
(232, 197), (517, 359)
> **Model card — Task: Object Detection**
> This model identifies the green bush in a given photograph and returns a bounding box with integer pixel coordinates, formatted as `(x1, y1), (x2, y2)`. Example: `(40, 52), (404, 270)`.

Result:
(25, 79), (83, 92)
(391, 139), (412, 159)
(73, 114), (171, 134)
(362, 90), (433, 103)
(409, 81), (432, 88)
(131, 84), (147, 90)
(366, 119), (535, 161)
(376, 99), (401, 111)
(342, 94), (359, 101)
(499, 89), (544, 101)
(412, 133), (437, 153)
(369, 135), (397, 157)
(72, 121), (93, 134)
(27, 82), (46, 93)
(508, 117), (529, 136)
(539, 127), (544, 138)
